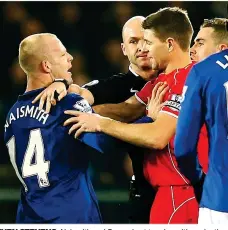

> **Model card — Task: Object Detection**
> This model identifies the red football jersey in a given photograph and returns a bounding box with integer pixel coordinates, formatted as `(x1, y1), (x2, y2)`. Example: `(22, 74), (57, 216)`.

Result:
(135, 63), (208, 186)
(197, 125), (208, 174)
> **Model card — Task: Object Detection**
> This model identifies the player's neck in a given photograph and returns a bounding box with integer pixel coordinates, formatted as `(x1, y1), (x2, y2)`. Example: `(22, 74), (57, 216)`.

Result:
(130, 64), (156, 80)
(25, 73), (52, 93)
(165, 50), (191, 74)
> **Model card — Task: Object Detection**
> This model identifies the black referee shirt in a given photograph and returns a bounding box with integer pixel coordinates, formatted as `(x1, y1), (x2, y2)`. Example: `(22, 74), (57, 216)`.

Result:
(83, 69), (147, 105)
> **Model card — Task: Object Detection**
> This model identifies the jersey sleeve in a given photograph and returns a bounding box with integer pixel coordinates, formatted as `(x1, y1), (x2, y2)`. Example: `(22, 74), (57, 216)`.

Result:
(135, 81), (154, 105)
(82, 73), (129, 105)
(60, 94), (127, 154)
(174, 66), (204, 182)
(160, 75), (186, 118)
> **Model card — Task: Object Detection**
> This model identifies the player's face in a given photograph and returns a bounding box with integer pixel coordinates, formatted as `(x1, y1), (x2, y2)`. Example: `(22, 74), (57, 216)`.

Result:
(143, 29), (169, 71)
(48, 38), (73, 84)
(191, 27), (219, 62)
(121, 25), (151, 69)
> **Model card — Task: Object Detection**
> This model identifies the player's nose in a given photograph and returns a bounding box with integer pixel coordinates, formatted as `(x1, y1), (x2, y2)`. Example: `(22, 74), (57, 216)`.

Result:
(190, 44), (197, 54)
(137, 40), (145, 51)
(68, 53), (73, 62)
(141, 41), (148, 52)
(190, 46), (197, 58)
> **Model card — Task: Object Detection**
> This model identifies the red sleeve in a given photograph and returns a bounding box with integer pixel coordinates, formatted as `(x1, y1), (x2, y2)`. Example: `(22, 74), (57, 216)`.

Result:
(160, 71), (186, 118)
(135, 80), (155, 105)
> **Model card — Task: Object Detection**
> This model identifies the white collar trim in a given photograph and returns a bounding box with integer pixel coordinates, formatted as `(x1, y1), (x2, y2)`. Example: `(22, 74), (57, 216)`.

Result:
(129, 66), (139, 76)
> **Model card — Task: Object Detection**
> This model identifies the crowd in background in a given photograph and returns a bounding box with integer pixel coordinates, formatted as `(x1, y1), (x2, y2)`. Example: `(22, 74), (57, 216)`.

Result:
(1, 1), (227, 192)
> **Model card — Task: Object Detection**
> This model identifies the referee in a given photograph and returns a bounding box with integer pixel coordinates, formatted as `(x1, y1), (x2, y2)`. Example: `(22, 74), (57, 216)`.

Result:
(84, 16), (157, 223)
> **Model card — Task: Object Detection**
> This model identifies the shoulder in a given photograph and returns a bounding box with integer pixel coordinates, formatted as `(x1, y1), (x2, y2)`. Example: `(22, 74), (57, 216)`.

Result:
(5, 101), (19, 120)
(172, 62), (197, 86)
(178, 62), (195, 77)
(59, 93), (92, 113)
(194, 50), (228, 76)
(83, 73), (128, 94)
(59, 93), (82, 107)
(84, 73), (127, 87)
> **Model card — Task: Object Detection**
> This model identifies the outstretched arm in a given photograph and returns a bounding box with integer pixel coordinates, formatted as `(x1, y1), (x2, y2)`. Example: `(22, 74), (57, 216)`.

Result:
(64, 110), (177, 150)
(93, 95), (145, 122)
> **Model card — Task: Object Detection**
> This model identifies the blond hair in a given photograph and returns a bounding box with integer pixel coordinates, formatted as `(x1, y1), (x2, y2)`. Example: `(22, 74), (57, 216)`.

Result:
(19, 33), (57, 74)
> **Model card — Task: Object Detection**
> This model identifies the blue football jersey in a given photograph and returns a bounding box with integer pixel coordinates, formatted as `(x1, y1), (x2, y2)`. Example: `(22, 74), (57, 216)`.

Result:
(4, 88), (125, 223)
(175, 50), (228, 212)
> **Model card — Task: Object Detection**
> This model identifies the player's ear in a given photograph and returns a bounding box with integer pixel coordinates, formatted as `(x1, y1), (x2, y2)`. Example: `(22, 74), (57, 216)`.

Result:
(218, 43), (228, 51)
(41, 60), (51, 73)
(121, 43), (127, 56)
(166, 38), (174, 52)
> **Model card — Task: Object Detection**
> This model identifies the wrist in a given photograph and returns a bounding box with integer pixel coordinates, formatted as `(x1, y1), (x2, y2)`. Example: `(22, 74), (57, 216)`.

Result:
(53, 79), (70, 90)
(99, 116), (112, 132)
(147, 111), (155, 121)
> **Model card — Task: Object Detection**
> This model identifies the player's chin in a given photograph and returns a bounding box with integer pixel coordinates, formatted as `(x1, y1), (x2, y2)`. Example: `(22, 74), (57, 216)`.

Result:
(65, 72), (73, 84)
(191, 55), (198, 62)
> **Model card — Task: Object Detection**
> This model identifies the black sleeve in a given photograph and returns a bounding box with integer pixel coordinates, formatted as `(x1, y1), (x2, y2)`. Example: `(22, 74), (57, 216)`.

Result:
(82, 73), (130, 105)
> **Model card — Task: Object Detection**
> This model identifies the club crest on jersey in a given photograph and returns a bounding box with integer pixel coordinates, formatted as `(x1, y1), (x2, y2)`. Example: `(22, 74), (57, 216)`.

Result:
(164, 94), (182, 111)
(73, 99), (92, 113)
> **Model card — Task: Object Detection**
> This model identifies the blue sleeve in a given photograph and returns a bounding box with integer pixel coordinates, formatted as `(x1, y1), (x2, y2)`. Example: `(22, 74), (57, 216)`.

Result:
(78, 132), (126, 154)
(174, 66), (204, 182)
(61, 94), (153, 154)
(133, 116), (153, 124)
(59, 94), (122, 154)
(78, 116), (153, 154)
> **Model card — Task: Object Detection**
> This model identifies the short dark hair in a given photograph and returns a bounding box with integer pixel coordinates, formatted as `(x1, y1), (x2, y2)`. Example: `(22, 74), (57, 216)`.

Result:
(201, 18), (228, 45)
(142, 7), (193, 51)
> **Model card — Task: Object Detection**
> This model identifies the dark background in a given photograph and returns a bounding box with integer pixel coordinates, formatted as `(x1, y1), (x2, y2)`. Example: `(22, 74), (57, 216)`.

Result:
(1, 1), (227, 223)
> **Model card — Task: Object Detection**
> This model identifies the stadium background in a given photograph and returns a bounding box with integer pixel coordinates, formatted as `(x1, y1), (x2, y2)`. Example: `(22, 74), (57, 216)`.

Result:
(1, 1), (227, 223)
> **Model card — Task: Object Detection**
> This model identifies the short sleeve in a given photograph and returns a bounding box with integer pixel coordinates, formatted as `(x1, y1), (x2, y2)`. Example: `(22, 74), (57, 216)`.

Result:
(135, 81), (154, 105)
(160, 73), (187, 118)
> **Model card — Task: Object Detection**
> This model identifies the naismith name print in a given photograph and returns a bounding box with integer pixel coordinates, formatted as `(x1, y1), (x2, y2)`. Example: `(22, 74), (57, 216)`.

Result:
(4, 105), (49, 132)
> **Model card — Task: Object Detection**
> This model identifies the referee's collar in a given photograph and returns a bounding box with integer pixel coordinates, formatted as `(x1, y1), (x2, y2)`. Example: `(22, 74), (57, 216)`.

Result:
(129, 66), (139, 77)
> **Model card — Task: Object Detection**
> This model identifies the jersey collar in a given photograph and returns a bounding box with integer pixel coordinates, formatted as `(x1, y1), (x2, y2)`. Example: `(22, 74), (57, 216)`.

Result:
(18, 87), (45, 101)
(129, 66), (139, 77)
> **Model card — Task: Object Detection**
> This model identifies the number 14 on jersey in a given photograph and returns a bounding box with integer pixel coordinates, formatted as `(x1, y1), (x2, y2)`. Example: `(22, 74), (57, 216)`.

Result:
(6, 129), (50, 192)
